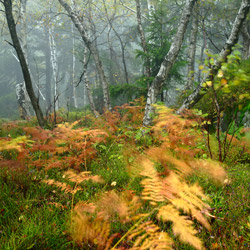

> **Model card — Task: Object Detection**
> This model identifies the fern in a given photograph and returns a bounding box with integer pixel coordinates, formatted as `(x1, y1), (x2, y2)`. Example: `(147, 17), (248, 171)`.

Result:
(71, 209), (111, 249)
(64, 169), (104, 184)
(128, 221), (173, 250)
(158, 205), (202, 250)
(0, 136), (34, 152)
(42, 179), (83, 194)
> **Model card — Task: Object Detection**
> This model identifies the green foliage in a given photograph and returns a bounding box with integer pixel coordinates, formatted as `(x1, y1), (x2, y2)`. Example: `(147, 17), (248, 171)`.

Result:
(135, 9), (186, 81)
(188, 163), (250, 249)
(195, 49), (250, 127)
(0, 103), (249, 249)
(110, 80), (148, 106)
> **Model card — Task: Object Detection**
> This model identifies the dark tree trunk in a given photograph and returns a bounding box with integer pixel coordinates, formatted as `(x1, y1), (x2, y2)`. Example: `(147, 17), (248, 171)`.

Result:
(3, 0), (46, 127)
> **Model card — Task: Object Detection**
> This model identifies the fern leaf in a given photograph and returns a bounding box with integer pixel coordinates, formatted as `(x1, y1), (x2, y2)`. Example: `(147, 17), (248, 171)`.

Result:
(64, 169), (104, 184)
(128, 221), (173, 250)
(42, 179), (82, 194)
(140, 159), (165, 205)
(71, 210), (110, 249)
(158, 205), (203, 250)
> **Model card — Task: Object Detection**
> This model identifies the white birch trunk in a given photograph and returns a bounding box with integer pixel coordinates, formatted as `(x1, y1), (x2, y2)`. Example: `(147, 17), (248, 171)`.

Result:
(186, 9), (198, 89)
(178, 0), (250, 114)
(143, 0), (197, 126)
(102, 0), (129, 83)
(58, 0), (111, 111)
(147, 0), (155, 17)
(71, 22), (78, 108)
(136, 0), (151, 77)
(83, 47), (98, 117)
(48, 1), (59, 111)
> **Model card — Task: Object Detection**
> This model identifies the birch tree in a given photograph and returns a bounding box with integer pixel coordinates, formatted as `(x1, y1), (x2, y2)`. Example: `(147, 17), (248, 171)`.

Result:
(58, 0), (111, 111)
(102, 0), (129, 84)
(70, 0), (78, 109)
(135, 0), (151, 77)
(2, 0), (46, 127)
(178, 0), (250, 114)
(48, 0), (59, 111)
(71, 22), (78, 108)
(143, 0), (197, 126)
(82, 47), (98, 117)
(186, 8), (198, 89)
(241, 20), (250, 59)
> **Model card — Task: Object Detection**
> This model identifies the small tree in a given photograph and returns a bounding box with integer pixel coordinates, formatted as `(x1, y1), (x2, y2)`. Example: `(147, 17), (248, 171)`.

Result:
(3, 0), (46, 127)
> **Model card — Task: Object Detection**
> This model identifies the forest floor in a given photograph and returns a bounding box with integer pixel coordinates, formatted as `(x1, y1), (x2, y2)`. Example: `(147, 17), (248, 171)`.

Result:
(0, 101), (249, 250)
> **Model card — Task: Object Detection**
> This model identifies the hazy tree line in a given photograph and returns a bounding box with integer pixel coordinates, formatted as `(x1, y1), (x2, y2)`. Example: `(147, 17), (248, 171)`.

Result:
(0, 0), (249, 126)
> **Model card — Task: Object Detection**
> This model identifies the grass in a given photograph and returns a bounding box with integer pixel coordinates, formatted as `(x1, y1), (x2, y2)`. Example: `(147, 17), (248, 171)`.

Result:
(186, 163), (250, 250)
(0, 110), (250, 250)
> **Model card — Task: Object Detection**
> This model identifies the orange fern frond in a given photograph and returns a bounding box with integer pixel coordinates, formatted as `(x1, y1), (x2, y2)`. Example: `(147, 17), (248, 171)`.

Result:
(42, 179), (82, 194)
(158, 205), (203, 250)
(128, 221), (173, 250)
(71, 209), (111, 249)
(64, 169), (104, 184)
(189, 159), (227, 185)
(140, 159), (166, 205)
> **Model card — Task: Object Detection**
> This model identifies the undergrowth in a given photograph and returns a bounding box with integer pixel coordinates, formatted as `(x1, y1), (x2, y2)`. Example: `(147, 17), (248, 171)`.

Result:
(0, 98), (249, 249)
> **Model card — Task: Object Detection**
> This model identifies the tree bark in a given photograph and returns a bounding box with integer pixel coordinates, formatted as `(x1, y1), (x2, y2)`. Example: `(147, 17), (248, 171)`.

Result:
(102, 0), (129, 84)
(241, 21), (250, 59)
(186, 9), (198, 89)
(48, 1), (59, 111)
(143, 0), (197, 126)
(135, 0), (151, 77)
(44, 30), (52, 111)
(178, 0), (250, 114)
(3, 0), (46, 127)
(58, 0), (111, 110)
(83, 47), (98, 117)
(71, 22), (78, 108)
(17, 0), (31, 119)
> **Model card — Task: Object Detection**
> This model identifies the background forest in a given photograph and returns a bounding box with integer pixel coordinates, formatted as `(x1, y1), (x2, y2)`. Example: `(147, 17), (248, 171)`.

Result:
(0, 0), (250, 250)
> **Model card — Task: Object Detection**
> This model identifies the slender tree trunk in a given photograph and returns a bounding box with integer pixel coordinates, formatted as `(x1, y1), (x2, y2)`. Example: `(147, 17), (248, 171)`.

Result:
(83, 47), (98, 117)
(17, 0), (31, 119)
(107, 27), (116, 85)
(186, 9), (198, 89)
(71, 22), (78, 108)
(143, 0), (197, 126)
(178, 0), (250, 114)
(242, 21), (250, 59)
(48, 1), (59, 111)
(3, 0), (46, 127)
(135, 0), (151, 77)
(45, 32), (52, 111)
(58, 0), (111, 110)
(147, 0), (155, 17)
(102, 0), (129, 84)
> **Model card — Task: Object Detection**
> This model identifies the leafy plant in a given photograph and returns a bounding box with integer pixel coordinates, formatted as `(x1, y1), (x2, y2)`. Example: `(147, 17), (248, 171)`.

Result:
(69, 105), (227, 250)
(194, 49), (250, 162)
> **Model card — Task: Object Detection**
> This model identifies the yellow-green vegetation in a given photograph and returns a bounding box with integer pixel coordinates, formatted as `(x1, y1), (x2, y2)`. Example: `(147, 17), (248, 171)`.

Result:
(0, 100), (249, 250)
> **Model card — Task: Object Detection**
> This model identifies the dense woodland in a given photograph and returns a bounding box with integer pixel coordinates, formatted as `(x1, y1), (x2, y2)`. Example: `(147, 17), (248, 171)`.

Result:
(0, 0), (250, 249)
